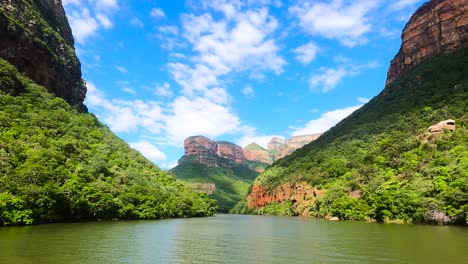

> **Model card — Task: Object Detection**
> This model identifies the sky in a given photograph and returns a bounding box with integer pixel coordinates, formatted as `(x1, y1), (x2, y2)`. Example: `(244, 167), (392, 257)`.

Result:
(62, 0), (426, 169)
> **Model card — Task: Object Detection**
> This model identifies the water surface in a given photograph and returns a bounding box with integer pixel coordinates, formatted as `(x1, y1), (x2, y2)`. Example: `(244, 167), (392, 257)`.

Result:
(1, 214), (467, 263)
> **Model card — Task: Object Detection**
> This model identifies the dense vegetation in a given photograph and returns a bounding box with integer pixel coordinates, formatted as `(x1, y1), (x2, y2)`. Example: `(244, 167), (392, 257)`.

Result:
(171, 156), (265, 212)
(0, 59), (217, 226)
(233, 48), (468, 225)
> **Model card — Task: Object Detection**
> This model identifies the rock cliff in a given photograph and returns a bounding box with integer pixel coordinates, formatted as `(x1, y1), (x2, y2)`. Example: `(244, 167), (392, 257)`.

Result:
(0, 0), (86, 111)
(217, 141), (245, 163)
(261, 134), (321, 162)
(244, 143), (274, 164)
(386, 0), (468, 85)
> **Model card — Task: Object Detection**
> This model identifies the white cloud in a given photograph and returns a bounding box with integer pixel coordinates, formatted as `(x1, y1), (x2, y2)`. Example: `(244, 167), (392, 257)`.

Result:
(357, 97), (370, 103)
(309, 67), (356, 93)
(96, 13), (113, 28)
(67, 8), (99, 44)
(116, 66), (128, 74)
(85, 83), (164, 133)
(130, 17), (144, 28)
(130, 141), (167, 161)
(164, 96), (240, 145)
(123, 87), (136, 94)
(158, 25), (179, 35)
(309, 60), (379, 92)
(64, 0), (118, 44)
(292, 105), (362, 135)
(151, 8), (166, 19)
(155, 82), (174, 98)
(293, 42), (319, 65)
(290, 0), (378, 47)
(242, 85), (255, 98)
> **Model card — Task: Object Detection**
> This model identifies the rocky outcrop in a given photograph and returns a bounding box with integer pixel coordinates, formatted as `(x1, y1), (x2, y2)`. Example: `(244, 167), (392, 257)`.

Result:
(180, 134), (321, 167)
(247, 182), (323, 217)
(0, 0), (87, 111)
(180, 136), (219, 166)
(244, 143), (274, 164)
(428, 119), (456, 133)
(266, 134), (321, 161)
(267, 137), (286, 155)
(386, 0), (468, 85)
(217, 141), (245, 163)
(286, 134), (321, 149)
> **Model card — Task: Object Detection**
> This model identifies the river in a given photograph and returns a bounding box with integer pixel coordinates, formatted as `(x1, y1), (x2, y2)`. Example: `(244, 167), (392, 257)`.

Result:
(1, 214), (467, 263)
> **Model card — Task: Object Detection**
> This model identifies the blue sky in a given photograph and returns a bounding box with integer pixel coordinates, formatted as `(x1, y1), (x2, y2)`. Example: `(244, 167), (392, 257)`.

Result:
(62, 0), (426, 169)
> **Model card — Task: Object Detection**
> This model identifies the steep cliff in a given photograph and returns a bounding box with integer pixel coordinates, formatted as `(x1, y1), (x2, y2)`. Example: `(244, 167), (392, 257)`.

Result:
(243, 134), (321, 164)
(0, 1), (216, 226)
(244, 143), (274, 164)
(232, 0), (468, 225)
(386, 0), (468, 85)
(0, 0), (86, 111)
(217, 141), (245, 163)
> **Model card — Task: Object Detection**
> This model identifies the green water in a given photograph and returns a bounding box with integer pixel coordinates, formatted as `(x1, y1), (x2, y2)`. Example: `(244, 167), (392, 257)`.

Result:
(1, 214), (467, 264)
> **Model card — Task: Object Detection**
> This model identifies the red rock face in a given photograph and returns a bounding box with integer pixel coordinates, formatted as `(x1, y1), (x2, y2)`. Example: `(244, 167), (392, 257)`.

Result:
(386, 0), (468, 85)
(217, 142), (245, 163)
(244, 149), (273, 164)
(247, 182), (324, 216)
(184, 136), (218, 156)
(266, 134), (321, 161)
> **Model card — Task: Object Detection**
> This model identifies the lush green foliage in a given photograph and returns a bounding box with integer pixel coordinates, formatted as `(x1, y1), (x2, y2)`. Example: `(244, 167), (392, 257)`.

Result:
(233, 48), (468, 224)
(171, 156), (264, 212)
(0, 59), (217, 226)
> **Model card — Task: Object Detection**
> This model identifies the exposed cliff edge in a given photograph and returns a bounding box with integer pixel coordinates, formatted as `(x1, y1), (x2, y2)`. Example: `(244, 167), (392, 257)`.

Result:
(0, 0), (86, 111)
(179, 134), (321, 167)
(232, 0), (468, 225)
(386, 0), (468, 85)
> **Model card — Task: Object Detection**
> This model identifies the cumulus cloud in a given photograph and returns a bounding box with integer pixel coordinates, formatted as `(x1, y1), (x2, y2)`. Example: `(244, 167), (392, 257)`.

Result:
(164, 96), (240, 145)
(309, 67), (356, 93)
(151, 8), (166, 19)
(155, 82), (174, 98)
(130, 17), (144, 28)
(63, 0), (118, 44)
(122, 87), (136, 94)
(292, 105), (362, 135)
(242, 85), (255, 98)
(116, 66), (128, 74)
(85, 83), (164, 133)
(293, 42), (320, 65)
(130, 141), (167, 161)
(309, 61), (379, 92)
(290, 0), (378, 47)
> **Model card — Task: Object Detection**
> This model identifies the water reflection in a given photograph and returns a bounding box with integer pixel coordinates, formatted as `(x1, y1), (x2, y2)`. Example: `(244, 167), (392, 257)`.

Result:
(0, 215), (467, 264)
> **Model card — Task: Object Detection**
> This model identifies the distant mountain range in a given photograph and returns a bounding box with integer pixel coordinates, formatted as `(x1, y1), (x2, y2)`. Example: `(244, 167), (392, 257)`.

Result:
(170, 134), (320, 212)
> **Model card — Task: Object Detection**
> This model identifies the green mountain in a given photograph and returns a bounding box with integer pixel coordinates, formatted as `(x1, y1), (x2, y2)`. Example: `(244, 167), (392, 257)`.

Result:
(0, 1), (216, 226)
(232, 0), (468, 224)
(170, 136), (268, 212)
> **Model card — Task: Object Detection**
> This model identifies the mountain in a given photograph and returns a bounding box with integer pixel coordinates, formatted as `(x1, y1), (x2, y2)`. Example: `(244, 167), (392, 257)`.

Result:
(171, 134), (321, 212)
(232, 0), (468, 225)
(0, 0), (216, 226)
(171, 136), (268, 212)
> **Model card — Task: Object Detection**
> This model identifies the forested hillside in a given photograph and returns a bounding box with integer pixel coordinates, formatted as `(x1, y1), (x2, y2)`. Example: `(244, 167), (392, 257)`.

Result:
(0, 59), (216, 226)
(233, 48), (468, 225)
